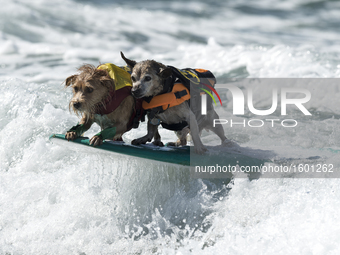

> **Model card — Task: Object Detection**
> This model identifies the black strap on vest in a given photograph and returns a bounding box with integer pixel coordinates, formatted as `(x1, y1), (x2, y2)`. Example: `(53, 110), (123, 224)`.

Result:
(174, 89), (188, 99)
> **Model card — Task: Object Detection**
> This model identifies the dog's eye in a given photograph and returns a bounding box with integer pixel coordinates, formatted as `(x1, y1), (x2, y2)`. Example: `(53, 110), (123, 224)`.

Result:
(144, 76), (151, 82)
(86, 87), (94, 93)
(131, 76), (136, 82)
(73, 87), (79, 92)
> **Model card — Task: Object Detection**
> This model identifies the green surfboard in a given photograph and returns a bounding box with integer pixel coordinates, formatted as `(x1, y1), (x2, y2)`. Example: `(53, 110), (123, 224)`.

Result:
(50, 134), (191, 166)
(49, 134), (267, 177)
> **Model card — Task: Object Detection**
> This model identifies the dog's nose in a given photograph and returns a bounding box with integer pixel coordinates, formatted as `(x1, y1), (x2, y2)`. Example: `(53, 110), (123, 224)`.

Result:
(132, 87), (142, 98)
(132, 90), (141, 98)
(73, 102), (81, 109)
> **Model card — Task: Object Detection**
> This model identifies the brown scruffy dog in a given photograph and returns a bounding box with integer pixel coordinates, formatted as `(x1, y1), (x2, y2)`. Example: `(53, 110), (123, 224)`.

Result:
(121, 52), (228, 154)
(64, 64), (138, 146)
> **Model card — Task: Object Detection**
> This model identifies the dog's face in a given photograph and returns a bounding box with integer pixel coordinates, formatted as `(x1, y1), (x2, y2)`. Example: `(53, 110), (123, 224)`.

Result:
(65, 64), (114, 115)
(121, 52), (172, 98)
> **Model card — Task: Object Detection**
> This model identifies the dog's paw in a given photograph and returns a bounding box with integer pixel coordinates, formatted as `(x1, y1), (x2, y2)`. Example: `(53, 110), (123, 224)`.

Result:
(114, 137), (124, 142)
(167, 140), (182, 147)
(195, 146), (207, 155)
(131, 138), (144, 145)
(131, 137), (150, 145)
(168, 137), (188, 147)
(167, 142), (177, 147)
(65, 131), (77, 141)
(152, 140), (164, 147)
(131, 139), (146, 145)
(222, 139), (239, 148)
(89, 135), (103, 147)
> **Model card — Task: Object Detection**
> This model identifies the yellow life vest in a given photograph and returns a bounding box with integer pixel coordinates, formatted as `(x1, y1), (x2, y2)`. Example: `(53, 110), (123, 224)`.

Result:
(95, 63), (145, 129)
(97, 63), (132, 90)
(142, 83), (190, 111)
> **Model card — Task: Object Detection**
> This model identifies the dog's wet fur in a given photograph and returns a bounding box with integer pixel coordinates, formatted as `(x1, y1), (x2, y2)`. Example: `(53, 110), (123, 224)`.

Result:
(121, 52), (228, 154)
(64, 64), (135, 146)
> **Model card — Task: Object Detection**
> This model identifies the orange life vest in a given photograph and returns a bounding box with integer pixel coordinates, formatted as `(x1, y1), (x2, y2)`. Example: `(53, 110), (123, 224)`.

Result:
(142, 83), (190, 111)
(141, 67), (216, 131)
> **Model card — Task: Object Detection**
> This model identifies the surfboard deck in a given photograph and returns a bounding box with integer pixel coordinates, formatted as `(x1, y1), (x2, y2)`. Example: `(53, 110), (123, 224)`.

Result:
(49, 134), (267, 170)
(50, 134), (191, 166)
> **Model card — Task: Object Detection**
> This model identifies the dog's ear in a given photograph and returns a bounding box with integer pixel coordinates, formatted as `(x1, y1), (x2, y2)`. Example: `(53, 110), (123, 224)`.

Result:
(95, 69), (115, 89)
(158, 67), (172, 79)
(100, 77), (115, 89)
(121, 51), (136, 69)
(65, 74), (78, 87)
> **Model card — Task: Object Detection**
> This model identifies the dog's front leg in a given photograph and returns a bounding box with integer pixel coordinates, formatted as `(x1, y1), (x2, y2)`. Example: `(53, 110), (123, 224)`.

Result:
(152, 129), (164, 147)
(66, 118), (93, 141)
(132, 120), (158, 145)
(89, 120), (129, 146)
(187, 111), (207, 154)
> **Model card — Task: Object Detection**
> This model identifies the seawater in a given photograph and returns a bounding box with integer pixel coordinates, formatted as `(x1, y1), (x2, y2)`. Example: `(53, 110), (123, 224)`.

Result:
(1, 0), (340, 254)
